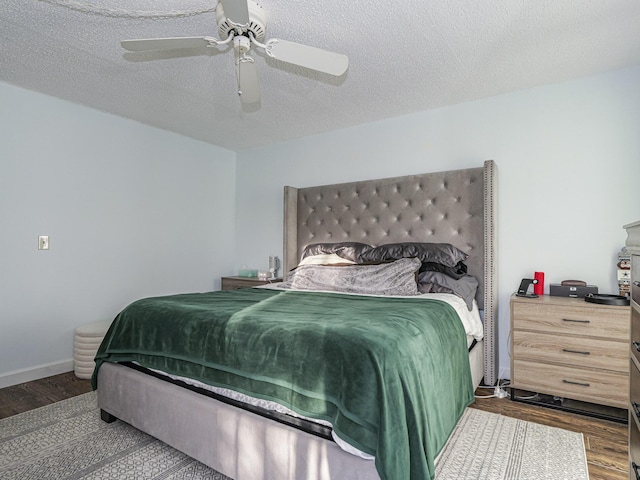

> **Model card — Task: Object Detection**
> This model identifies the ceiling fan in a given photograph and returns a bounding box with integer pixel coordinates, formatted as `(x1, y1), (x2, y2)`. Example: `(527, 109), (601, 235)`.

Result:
(121, 0), (349, 105)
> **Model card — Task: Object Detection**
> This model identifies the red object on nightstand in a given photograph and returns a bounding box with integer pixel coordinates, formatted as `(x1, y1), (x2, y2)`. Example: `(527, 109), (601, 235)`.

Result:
(534, 271), (544, 295)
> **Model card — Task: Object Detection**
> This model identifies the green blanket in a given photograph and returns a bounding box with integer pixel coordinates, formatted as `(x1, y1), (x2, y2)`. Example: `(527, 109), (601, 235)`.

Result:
(93, 288), (474, 480)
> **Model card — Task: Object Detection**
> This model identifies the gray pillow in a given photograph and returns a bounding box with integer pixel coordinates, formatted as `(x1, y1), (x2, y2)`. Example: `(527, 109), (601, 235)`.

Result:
(285, 257), (421, 296)
(417, 271), (478, 310)
(421, 260), (468, 279)
(358, 242), (468, 268)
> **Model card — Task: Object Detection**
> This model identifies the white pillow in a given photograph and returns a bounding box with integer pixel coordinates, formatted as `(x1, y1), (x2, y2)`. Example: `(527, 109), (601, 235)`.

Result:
(297, 253), (356, 266)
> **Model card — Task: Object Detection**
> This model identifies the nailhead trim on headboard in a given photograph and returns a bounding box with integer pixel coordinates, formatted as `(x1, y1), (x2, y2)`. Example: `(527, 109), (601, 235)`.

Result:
(483, 160), (498, 385)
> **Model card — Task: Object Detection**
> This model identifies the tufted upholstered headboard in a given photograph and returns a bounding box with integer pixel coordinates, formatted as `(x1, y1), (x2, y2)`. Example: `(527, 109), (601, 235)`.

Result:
(283, 160), (498, 385)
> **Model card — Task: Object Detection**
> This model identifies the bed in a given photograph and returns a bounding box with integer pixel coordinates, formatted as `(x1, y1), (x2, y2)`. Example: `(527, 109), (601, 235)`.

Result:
(94, 160), (498, 480)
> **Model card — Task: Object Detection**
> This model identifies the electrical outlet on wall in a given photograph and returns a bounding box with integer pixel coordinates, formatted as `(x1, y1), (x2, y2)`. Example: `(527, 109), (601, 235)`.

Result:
(38, 235), (49, 250)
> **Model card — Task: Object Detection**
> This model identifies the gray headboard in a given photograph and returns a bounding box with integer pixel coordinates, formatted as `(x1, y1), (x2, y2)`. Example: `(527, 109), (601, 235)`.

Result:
(283, 160), (498, 385)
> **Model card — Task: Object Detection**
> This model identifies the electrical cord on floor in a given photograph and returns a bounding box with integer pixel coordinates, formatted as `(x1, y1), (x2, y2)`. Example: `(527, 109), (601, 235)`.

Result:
(474, 379), (510, 399)
(475, 380), (541, 401)
(512, 392), (540, 400)
(474, 385), (501, 399)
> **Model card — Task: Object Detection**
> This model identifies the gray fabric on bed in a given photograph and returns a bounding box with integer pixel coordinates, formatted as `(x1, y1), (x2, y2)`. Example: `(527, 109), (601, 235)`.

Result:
(302, 242), (373, 263)
(284, 257), (421, 296)
(418, 272), (478, 310)
(98, 363), (381, 480)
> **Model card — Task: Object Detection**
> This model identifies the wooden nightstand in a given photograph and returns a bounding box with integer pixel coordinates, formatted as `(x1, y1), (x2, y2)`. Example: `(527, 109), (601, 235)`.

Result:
(510, 294), (629, 420)
(221, 276), (282, 291)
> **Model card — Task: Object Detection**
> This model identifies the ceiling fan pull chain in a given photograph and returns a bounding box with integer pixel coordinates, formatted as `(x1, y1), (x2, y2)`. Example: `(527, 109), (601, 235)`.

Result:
(38, 0), (216, 19)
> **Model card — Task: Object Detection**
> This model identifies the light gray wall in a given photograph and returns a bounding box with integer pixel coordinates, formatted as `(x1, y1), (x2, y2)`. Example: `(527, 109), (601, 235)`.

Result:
(0, 83), (237, 386)
(235, 66), (640, 380)
(2, 66), (638, 386)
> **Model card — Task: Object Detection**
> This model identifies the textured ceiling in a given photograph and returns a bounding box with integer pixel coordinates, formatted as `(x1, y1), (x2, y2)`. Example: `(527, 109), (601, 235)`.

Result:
(2, 0), (640, 151)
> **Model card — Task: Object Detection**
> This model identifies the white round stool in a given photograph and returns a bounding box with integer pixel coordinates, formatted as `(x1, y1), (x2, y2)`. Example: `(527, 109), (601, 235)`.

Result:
(74, 320), (112, 379)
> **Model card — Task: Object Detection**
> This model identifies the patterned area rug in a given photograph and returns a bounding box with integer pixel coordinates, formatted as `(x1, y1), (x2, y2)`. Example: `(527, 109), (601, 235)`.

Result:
(435, 408), (589, 480)
(0, 392), (589, 480)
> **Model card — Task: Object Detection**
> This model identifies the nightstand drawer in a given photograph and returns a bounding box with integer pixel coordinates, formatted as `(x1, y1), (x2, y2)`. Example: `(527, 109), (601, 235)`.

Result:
(511, 301), (628, 340)
(513, 360), (628, 408)
(513, 331), (627, 372)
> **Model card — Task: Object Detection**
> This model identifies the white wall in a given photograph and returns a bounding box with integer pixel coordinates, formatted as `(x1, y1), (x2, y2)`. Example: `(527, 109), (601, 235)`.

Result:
(235, 66), (640, 380)
(2, 66), (638, 387)
(0, 83), (237, 386)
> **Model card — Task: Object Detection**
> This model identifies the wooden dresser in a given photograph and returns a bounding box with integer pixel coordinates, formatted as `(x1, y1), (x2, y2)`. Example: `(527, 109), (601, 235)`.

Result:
(625, 221), (640, 479)
(511, 294), (629, 409)
(221, 276), (282, 290)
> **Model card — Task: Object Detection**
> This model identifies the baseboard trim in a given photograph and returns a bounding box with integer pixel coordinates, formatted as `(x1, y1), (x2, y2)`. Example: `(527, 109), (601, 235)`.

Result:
(0, 359), (74, 388)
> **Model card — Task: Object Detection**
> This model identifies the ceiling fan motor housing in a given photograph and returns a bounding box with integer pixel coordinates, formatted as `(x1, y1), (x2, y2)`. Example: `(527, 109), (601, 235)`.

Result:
(216, 1), (266, 42)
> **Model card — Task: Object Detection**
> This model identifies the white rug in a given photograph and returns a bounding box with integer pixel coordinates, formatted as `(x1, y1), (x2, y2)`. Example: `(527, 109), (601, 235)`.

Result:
(435, 407), (589, 480)
(0, 392), (589, 479)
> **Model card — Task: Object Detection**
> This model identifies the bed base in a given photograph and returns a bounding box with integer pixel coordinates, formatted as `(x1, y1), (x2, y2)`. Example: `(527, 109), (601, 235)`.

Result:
(97, 340), (484, 480)
(97, 362), (380, 480)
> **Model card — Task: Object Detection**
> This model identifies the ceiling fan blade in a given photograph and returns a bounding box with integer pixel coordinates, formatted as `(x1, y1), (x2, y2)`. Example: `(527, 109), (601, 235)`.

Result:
(220, 0), (250, 25)
(121, 37), (213, 52)
(267, 39), (349, 76)
(237, 58), (260, 104)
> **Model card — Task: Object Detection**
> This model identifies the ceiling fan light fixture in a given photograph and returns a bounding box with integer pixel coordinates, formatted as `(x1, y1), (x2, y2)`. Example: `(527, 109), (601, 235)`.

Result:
(234, 35), (251, 55)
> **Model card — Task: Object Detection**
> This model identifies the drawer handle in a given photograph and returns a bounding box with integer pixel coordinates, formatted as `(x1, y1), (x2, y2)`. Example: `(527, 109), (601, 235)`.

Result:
(634, 461), (640, 480)
(562, 348), (590, 355)
(562, 379), (590, 387)
(633, 402), (640, 421)
(562, 318), (591, 324)
(634, 341), (640, 352)
(634, 281), (640, 287)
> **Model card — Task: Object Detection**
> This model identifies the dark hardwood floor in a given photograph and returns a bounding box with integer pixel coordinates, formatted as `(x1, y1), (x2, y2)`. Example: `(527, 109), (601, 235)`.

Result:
(0, 371), (93, 419)
(0, 372), (629, 479)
